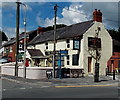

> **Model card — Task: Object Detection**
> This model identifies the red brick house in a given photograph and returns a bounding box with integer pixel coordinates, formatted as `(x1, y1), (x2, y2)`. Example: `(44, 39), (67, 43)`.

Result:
(2, 27), (43, 62)
(107, 39), (120, 73)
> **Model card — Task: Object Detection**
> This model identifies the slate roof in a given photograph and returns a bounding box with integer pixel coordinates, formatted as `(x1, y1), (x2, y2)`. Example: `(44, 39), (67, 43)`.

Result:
(3, 20), (94, 46)
(28, 20), (94, 45)
(27, 49), (44, 57)
(3, 29), (37, 47)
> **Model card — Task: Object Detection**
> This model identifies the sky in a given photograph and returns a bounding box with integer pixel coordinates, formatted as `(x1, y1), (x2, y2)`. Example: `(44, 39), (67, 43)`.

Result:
(1, 1), (119, 38)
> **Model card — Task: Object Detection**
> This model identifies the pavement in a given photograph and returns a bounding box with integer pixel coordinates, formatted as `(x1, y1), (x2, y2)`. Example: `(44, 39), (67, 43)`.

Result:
(1, 74), (119, 88)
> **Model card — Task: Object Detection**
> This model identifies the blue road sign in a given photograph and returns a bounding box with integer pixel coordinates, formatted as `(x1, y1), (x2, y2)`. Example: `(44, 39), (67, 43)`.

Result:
(60, 50), (68, 54)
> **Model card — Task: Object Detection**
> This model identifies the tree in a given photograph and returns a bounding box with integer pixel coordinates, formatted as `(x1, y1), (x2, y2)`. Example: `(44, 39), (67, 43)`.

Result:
(107, 29), (120, 42)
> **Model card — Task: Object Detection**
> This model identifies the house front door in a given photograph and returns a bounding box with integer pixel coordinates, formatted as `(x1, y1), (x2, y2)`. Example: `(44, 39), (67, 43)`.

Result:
(88, 57), (92, 73)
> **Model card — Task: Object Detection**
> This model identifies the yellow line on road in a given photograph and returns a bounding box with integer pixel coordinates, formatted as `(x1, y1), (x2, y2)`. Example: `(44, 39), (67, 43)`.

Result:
(55, 84), (114, 88)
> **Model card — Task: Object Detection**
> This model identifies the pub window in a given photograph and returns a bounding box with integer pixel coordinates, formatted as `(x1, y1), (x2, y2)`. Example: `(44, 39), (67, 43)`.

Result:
(66, 39), (70, 43)
(67, 61), (69, 65)
(67, 44), (70, 48)
(73, 39), (80, 50)
(46, 46), (48, 49)
(45, 42), (48, 49)
(67, 55), (69, 60)
(19, 44), (22, 48)
(66, 39), (70, 48)
(45, 42), (48, 45)
(9, 47), (12, 52)
(72, 54), (79, 65)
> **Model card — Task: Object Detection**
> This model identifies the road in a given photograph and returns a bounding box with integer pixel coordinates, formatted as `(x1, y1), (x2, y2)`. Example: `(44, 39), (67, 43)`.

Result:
(2, 79), (119, 99)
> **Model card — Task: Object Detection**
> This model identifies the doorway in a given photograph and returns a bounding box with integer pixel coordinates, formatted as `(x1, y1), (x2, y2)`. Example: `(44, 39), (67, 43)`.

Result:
(118, 60), (120, 73)
(88, 57), (92, 72)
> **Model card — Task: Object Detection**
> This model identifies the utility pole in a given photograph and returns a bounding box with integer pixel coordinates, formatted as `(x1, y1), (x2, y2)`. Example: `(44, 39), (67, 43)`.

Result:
(23, 3), (27, 78)
(53, 4), (57, 78)
(15, 1), (20, 76)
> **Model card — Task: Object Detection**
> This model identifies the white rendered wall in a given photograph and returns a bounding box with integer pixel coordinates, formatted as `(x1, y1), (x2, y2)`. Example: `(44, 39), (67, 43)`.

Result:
(82, 22), (112, 75)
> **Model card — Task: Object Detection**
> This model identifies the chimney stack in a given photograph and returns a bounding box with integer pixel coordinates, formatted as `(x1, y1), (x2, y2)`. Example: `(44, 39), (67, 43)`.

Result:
(93, 9), (102, 22)
(37, 26), (44, 34)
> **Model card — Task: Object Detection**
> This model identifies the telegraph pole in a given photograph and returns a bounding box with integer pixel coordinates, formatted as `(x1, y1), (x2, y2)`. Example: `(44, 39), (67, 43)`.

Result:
(23, 3), (27, 78)
(53, 4), (57, 78)
(15, 1), (20, 76)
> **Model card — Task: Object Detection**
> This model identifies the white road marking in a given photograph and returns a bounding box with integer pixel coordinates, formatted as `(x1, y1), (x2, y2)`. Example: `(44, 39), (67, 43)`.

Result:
(41, 86), (50, 88)
(3, 89), (6, 91)
(19, 88), (26, 90)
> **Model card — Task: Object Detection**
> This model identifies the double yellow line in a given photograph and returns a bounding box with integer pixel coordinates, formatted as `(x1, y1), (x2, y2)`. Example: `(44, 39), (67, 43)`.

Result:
(55, 84), (114, 88)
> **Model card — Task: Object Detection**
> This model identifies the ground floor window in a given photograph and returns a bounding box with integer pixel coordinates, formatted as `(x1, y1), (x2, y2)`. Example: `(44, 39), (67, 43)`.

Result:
(67, 61), (69, 65)
(72, 54), (79, 65)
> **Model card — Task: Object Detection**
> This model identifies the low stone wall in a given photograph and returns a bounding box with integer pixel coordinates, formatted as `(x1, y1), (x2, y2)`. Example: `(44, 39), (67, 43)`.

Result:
(0, 63), (53, 79)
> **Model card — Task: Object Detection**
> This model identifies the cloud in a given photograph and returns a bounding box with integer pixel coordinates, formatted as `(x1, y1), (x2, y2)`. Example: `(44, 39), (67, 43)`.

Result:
(81, 2), (118, 29)
(36, 3), (88, 27)
(36, 12), (44, 26)
(36, 2), (118, 30)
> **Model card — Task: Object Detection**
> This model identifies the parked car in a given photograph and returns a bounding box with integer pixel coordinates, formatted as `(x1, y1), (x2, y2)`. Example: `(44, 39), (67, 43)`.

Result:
(0, 58), (8, 64)
(0, 56), (12, 64)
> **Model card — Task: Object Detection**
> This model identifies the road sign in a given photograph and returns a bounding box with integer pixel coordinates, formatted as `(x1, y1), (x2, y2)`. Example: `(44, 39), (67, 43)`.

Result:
(60, 50), (68, 54)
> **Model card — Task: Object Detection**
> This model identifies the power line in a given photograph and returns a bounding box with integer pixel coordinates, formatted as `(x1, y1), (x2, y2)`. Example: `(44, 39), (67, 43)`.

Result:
(55, 4), (119, 23)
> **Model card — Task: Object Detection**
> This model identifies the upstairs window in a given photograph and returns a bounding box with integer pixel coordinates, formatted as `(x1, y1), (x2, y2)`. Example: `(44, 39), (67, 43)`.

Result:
(10, 46), (12, 52)
(73, 39), (80, 50)
(67, 55), (69, 60)
(66, 39), (70, 43)
(45, 42), (48, 49)
(66, 39), (70, 48)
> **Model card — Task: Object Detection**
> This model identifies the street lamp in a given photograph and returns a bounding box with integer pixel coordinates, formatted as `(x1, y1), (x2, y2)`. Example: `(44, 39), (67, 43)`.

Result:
(15, 1), (20, 76)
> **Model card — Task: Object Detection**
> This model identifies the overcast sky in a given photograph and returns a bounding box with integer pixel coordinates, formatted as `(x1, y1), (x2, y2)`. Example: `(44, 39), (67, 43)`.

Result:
(1, 1), (119, 38)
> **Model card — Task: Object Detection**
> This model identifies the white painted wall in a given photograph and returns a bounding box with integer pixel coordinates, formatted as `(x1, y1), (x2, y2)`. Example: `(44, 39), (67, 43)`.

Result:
(56, 40), (66, 50)
(36, 43), (45, 55)
(1, 63), (53, 79)
(82, 22), (112, 75)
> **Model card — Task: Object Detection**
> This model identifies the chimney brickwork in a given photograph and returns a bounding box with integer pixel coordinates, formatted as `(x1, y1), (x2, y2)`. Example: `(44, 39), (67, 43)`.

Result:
(93, 9), (102, 22)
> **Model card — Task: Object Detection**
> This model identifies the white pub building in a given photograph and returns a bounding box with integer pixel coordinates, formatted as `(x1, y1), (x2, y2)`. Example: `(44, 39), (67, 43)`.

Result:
(27, 9), (112, 77)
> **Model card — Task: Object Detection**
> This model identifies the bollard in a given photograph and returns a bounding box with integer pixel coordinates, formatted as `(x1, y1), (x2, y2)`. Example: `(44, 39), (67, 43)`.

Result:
(94, 63), (99, 82)
(113, 70), (115, 80)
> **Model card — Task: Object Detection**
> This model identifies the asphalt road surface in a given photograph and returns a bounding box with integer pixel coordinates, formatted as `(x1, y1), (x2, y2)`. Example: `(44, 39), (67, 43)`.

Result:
(2, 79), (119, 99)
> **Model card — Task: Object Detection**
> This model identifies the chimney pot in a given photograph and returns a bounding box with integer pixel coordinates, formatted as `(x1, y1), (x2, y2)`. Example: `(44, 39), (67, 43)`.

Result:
(93, 9), (102, 22)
